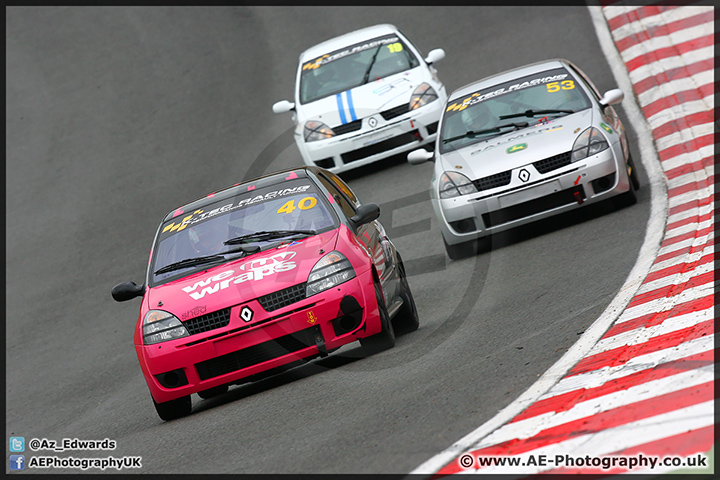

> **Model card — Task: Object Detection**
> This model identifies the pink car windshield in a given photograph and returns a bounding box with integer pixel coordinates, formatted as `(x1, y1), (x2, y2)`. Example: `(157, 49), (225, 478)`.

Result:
(151, 181), (337, 284)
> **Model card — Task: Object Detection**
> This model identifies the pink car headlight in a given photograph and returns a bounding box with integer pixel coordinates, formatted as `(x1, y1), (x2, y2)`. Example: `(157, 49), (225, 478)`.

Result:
(306, 251), (356, 297)
(143, 310), (189, 345)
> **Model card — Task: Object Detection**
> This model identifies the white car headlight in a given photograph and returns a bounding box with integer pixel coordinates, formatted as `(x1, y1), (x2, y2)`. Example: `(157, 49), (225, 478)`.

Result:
(304, 120), (335, 142)
(571, 127), (609, 162)
(438, 171), (478, 199)
(143, 310), (189, 345)
(410, 83), (438, 110)
(306, 251), (356, 297)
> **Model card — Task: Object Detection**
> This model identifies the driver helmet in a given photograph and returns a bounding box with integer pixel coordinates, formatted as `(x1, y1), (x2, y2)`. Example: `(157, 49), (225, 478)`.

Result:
(461, 101), (493, 131)
(188, 223), (225, 254)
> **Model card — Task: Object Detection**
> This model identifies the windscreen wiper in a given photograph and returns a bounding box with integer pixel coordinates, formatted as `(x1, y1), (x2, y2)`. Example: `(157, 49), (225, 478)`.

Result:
(499, 109), (574, 120)
(442, 121), (529, 144)
(153, 245), (261, 275)
(154, 254), (229, 275)
(361, 46), (383, 85)
(224, 229), (316, 246)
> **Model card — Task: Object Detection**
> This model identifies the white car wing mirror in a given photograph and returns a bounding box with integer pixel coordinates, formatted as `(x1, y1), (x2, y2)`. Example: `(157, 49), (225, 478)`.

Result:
(599, 89), (624, 108)
(407, 148), (434, 165)
(424, 48), (445, 65)
(272, 100), (295, 114)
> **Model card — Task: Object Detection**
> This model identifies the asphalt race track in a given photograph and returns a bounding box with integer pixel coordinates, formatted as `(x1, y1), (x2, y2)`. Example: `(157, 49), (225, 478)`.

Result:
(6, 6), (651, 474)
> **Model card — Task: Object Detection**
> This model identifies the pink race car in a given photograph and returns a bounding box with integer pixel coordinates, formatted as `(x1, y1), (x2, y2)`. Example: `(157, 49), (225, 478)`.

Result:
(112, 167), (419, 421)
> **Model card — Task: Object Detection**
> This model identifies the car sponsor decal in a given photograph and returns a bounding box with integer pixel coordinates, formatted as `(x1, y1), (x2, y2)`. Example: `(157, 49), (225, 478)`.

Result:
(506, 143), (527, 154)
(307, 310), (318, 325)
(181, 306), (207, 320)
(336, 91), (357, 124)
(362, 131), (393, 146)
(446, 72), (570, 112)
(181, 251), (298, 300)
(373, 77), (410, 96)
(600, 122), (613, 134)
(301, 34), (400, 71)
(161, 185), (312, 234)
(470, 125), (563, 155)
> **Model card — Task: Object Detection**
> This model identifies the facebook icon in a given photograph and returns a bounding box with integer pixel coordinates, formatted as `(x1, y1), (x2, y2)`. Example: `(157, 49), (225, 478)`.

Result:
(10, 455), (25, 470)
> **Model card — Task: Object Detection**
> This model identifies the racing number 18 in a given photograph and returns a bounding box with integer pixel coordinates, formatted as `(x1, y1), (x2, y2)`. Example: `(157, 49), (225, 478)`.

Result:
(546, 80), (575, 92)
(277, 197), (317, 214)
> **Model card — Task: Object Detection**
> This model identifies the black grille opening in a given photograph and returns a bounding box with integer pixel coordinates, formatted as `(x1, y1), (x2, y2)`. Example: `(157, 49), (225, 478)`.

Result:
(195, 328), (318, 381)
(426, 121), (439, 135)
(473, 171), (512, 191)
(482, 186), (586, 228)
(183, 308), (231, 335)
(341, 130), (419, 164)
(314, 157), (335, 169)
(449, 218), (476, 234)
(258, 283), (307, 312)
(332, 119), (362, 136)
(533, 151), (572, 174)
(155, 369), (189, 389)
(591, 172), (616, 194)
(380, 104), (410, 121)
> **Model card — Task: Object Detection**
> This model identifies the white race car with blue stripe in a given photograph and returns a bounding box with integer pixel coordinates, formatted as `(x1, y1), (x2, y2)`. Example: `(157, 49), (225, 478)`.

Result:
(273, 24), (447, 174)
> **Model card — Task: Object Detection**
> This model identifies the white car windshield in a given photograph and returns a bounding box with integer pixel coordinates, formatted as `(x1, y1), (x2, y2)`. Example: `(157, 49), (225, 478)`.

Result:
(299, 34), (419, 104)
(440, 67), (591, 153)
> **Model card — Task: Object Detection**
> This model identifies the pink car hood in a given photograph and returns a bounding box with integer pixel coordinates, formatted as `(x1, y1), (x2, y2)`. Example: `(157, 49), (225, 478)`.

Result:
(145, 229), (339, 317)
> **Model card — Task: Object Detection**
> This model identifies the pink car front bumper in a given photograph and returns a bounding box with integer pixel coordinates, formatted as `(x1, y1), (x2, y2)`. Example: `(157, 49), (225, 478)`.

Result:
(136, 269), (380, 403)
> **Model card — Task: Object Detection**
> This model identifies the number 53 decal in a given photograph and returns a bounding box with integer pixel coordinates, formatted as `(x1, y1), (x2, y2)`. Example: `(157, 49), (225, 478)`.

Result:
(277, 196), (317, 214)
(547, 80), (575, 92)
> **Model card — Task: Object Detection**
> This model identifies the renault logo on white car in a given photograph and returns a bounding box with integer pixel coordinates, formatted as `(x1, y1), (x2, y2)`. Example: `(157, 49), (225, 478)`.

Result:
(368, 117), (378, 127)
(519, 169), (531, 183)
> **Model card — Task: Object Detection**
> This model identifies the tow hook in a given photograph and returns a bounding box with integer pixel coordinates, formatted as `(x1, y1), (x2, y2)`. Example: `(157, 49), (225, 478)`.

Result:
(573, 191), (584, 204)
(313, 326), (328, 358)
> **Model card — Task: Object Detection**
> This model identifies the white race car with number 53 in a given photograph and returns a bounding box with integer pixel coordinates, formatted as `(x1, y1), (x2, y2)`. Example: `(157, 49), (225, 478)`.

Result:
(273, 24), (447, 174)
(408, 58), (640, 260)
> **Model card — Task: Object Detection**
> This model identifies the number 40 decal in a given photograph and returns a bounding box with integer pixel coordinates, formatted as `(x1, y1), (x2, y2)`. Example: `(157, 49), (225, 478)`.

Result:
(277, 196), (317, 214)
(547, 80), (575, 92)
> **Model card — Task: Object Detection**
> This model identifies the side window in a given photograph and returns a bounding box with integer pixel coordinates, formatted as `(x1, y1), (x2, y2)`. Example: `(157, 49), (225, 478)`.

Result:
(397, 29), (424, 62)
(327, 172), (361, 207)
(317, 173), (356, 219)
(569, 64), (601, 101)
